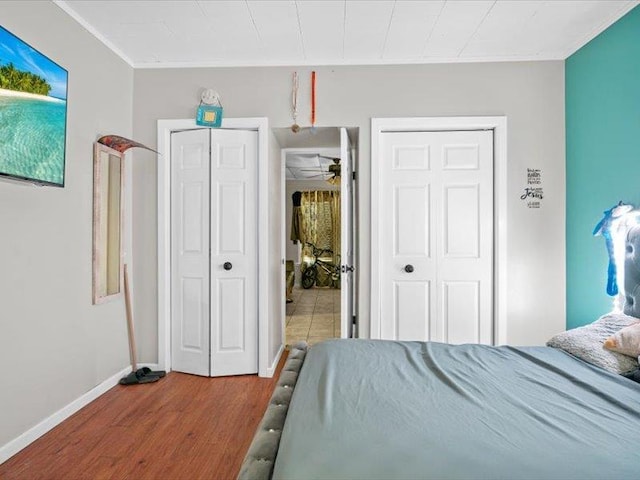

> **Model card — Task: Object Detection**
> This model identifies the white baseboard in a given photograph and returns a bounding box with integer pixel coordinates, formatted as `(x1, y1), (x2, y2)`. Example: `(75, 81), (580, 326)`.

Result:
(0, 363), (161, 465)
(265, 344), (285, 378)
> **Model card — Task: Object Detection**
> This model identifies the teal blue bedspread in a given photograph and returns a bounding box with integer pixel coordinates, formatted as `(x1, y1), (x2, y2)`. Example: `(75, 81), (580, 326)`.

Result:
(272, 339), (640, 480)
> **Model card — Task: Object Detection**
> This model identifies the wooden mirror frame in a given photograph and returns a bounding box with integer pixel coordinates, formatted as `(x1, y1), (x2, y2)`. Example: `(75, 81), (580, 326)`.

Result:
(92, 142), (124, 304)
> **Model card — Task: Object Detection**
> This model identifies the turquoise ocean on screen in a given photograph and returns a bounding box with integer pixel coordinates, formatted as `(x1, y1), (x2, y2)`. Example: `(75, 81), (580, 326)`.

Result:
(0, 92), (66, 185)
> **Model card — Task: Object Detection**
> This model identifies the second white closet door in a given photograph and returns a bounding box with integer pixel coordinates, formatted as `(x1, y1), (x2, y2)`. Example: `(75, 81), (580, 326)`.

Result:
(379, 130), (494, 345)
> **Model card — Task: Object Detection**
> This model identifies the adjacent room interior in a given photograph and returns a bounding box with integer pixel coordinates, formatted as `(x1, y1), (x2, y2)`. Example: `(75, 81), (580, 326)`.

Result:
(274, 126), (357, 347)
(1, 1), (639, 479)
(285, 148), (343, 346)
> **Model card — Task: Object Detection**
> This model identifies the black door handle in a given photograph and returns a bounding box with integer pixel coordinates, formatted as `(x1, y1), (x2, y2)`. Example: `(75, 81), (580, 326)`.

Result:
(404, 264), (414, 273)
(223, 262), (232, 271)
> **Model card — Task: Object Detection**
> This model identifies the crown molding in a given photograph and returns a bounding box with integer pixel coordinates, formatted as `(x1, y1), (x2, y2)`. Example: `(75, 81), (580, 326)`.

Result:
(132, 54), (565, 70)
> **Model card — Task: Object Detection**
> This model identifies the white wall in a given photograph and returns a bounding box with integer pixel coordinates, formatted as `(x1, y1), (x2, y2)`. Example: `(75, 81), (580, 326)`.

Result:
(0, 1), (133, 452)
(268, 130), (284, 369)
(132, 62), (565, 356)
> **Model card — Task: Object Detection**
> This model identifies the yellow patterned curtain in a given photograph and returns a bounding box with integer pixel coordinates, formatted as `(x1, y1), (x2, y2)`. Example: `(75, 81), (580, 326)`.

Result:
(301, 191), (341, 266)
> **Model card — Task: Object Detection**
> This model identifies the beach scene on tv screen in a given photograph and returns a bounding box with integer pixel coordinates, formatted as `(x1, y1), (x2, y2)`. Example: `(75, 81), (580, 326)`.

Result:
(0, 26), (67, 186)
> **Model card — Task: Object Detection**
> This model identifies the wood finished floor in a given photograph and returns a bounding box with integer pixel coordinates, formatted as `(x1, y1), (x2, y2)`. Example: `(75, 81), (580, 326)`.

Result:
(0, 357), (286, 480)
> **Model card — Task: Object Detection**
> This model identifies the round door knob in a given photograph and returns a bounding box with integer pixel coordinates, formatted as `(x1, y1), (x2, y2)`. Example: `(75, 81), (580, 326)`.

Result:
(223, 262), (232, 271)
(404, 264), (414, 273)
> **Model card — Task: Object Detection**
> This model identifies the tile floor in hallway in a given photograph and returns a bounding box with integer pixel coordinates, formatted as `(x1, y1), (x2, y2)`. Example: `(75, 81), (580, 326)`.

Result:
(286, 286), (340, 347)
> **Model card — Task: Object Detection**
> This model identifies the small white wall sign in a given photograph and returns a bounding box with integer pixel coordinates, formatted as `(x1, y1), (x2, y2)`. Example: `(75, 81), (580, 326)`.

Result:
(521, 168), (543, 208)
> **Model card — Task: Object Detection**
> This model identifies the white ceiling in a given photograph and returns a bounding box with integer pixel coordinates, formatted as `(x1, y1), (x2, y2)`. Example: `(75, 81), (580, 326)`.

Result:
(285, 152), (339, 180)
(55, 0), (638, 68)
(272, 127), (355, 180)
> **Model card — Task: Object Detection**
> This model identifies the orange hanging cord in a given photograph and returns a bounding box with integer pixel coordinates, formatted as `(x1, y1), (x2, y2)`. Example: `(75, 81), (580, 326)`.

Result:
(311, 71), (316, 127)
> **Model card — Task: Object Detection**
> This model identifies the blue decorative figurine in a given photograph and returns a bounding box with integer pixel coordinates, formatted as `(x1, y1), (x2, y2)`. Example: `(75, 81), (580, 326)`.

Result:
(593, 201), (633, 296)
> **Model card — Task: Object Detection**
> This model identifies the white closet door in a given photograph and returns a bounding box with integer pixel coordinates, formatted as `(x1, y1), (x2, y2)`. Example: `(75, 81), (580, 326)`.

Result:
(171, 129), (211, 376)
(380, 130), (494, 344)
(210, 129), (259, 376)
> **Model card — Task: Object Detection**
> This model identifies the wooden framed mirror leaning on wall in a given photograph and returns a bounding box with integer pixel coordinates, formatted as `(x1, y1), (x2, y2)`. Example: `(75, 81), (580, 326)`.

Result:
(92, 142), (124, 304)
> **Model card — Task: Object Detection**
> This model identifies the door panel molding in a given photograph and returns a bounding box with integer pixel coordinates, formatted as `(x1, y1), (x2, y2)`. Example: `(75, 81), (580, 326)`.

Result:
(443, 184), (480, 258)
(180, 277), (206, 351)
(216, 277), (245, 351)
(371, 116), (507, 345)
(394, 184), (430, 257)
(443, 281), (480, 344)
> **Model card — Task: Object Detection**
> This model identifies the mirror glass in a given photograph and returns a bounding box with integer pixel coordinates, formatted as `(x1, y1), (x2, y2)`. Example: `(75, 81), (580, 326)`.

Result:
(93, 142), (123, 304)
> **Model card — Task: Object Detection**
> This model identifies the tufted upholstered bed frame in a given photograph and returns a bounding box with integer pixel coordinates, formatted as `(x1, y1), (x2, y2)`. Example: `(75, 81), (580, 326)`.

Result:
(623, 225), (640, 318)
(237, 224), (640, 480)
(237, 342), (308, 480)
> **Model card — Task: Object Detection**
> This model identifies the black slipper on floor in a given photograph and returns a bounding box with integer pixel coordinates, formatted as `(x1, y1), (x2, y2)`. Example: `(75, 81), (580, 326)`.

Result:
(136, 367), (166, 378)
(119, 370), (161, 385)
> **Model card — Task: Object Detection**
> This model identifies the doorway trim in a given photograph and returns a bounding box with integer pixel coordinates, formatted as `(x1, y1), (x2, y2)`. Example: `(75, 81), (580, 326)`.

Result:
(157, 117), (270, 376)
(370, 116), (508, 345)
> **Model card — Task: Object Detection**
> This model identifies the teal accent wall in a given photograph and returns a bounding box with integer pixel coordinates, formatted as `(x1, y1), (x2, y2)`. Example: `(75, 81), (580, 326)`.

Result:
(566, 6), (640, 329)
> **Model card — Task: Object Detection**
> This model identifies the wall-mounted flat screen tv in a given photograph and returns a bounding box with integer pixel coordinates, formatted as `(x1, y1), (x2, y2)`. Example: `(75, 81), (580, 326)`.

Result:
(0, 25), (68, 187)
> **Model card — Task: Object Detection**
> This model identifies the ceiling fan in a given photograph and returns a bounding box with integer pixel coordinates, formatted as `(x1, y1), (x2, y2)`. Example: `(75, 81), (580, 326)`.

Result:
(298, 154), (341, 184)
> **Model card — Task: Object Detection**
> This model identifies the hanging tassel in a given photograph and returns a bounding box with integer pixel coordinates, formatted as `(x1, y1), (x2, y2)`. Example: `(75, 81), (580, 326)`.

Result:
(310, 71), (317, 134)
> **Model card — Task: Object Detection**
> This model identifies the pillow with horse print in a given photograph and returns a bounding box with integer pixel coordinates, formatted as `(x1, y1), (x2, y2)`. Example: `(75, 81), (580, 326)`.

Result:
(604, 321), (640, 358)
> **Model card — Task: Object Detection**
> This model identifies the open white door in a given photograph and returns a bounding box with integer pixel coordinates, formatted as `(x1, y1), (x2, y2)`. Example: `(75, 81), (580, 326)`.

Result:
(340, 128), (355, 338)
(170, 128), (211, 376)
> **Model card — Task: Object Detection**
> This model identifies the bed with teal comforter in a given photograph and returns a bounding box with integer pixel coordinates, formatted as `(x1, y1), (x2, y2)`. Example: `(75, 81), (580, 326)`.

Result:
(271, 339), (640, 480)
